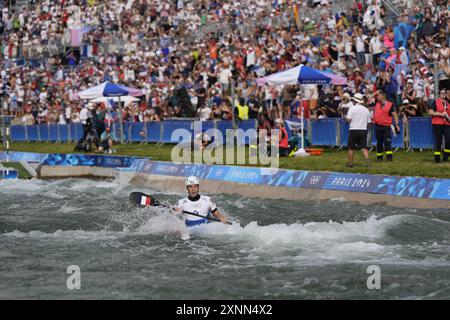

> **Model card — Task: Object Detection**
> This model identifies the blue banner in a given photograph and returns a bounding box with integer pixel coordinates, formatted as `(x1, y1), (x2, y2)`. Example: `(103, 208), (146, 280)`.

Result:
(322, 172), (383, 193)
(136, 161), (450, 201)
(2, 151), (449, 201)
(0, 168), (19, 179)
(0, 151), (49, 162)
(430, 180), (450, 200)
(42, 154), (141, 168)
(372, 176), (441, 199)
(0, 151), (143, 168)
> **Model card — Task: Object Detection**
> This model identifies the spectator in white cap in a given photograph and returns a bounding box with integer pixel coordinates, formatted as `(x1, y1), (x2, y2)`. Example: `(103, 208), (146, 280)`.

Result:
(344, 93), (371, 168)
(402, 79), (416, 106)
(399, 99), (420, 119)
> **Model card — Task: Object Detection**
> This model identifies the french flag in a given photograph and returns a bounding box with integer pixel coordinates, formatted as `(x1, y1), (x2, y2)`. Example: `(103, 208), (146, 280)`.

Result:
(140, 195), (151, 206)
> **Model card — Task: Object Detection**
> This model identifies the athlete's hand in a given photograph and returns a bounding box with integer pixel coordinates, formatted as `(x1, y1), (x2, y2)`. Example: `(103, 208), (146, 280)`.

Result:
(218, 215), (228, 224)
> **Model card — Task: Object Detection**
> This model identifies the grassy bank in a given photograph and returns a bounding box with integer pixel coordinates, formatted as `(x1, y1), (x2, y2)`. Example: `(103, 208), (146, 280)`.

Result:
(1, 142), (449, 179)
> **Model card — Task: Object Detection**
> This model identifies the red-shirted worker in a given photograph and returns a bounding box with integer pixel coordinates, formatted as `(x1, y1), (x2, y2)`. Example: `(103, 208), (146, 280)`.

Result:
(373, 90), (400, 162)
(428, 89), (450, 163)
(274, 118), (295, 157)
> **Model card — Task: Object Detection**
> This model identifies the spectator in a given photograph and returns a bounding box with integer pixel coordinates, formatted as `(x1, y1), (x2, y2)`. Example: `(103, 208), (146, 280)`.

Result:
(235, 97), (249, 121)
(220, 100), (232, 120)
(338, 93), (354, 117)
(98, 126), (116, 154)
(0, 0), (446, 150)
(344, 93), (371, 168)
(399, 99), (421, 120)
(197, 103), (212, 121)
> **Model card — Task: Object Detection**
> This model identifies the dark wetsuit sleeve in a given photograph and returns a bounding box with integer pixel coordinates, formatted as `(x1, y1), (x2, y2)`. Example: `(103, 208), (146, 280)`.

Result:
(209, 197), (218, 213)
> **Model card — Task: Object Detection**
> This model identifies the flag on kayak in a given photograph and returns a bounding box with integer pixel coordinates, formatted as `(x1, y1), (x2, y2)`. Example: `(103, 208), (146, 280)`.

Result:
(140, 195), (151, 206)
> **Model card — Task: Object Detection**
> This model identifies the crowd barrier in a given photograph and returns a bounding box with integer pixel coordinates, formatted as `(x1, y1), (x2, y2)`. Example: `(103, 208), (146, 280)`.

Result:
(408, 117), (435, 149)
(10, 123), (84, 143)
(9, 120), (258, 145)
(338, 119), (405, 149)
(311, 118), (339, 147)
(8, 118), (437, 149)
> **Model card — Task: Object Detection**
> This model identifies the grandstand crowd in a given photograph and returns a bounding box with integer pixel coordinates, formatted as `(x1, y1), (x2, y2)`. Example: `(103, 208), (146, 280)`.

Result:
(0, 0), (449, 130)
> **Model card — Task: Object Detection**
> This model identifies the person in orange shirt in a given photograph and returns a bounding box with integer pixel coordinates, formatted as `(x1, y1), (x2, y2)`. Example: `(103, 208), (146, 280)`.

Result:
(373, 91), (400, 162)
(209, 42), (218, 61)
(428, 89), (450, 163)
(274, 118), (296, 157)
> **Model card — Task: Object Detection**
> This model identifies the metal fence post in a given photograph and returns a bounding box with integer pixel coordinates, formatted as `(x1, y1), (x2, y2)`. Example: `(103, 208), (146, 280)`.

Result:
(336, 118), (341, 147)
(433, 62), (439, 99)
(68, 124), (72, 143)
(159, 121), (164, 145)
(36, 124), (41, 142)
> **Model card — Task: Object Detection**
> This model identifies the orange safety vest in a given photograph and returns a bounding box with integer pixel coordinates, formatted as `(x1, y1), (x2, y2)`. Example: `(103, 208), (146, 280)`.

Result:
(432, 98), (450, 126)
(279, 127), (289, 149)
(374, 101), (394, 126)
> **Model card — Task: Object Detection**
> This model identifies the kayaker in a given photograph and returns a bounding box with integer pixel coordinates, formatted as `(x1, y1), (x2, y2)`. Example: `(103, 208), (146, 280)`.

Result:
(174, 176), (228, 226)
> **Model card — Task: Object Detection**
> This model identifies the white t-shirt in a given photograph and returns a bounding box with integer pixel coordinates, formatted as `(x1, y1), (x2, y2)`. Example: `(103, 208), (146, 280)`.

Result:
(340, 101), (354, 111)
(198, 106), (211, 121)
(65, 106), (72, 119)
(79, 107), (91, 125)
(414, 78), (424, 98)
(347, 103), (371, 130)
(58, 114), (67, 124)
(303, 84), (318, 100)
(219, 68), (232, 84)
(370, 37), (382, 54)
(175, 195), (217, 222)
(356, 35), (367, 53)
(327, 17), (336, 30)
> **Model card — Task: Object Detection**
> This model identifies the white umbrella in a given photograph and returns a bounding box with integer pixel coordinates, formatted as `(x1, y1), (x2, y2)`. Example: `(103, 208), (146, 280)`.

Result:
(90, 96), (140, 104)
(73, 81), (142, 100)
(73, 82), (142, 144)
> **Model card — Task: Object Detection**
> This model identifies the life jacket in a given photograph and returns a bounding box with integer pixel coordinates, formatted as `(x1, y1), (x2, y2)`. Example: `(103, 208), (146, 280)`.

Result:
(432, 98), (450, 125)
(279, 126), (289, 149)
(236, 103), (249, 120)
(374, 101), (394, 126)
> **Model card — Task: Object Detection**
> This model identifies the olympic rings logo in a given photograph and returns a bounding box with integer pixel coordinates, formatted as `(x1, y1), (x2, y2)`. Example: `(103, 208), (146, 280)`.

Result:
(309, 175), (322, 185)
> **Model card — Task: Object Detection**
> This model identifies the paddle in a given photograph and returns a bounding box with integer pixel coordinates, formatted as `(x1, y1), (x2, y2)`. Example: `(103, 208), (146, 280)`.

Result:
(129, 192), (232, 225)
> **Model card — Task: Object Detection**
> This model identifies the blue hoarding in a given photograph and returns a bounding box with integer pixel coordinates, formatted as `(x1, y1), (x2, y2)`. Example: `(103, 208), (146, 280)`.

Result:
(136, 161), (450, 201)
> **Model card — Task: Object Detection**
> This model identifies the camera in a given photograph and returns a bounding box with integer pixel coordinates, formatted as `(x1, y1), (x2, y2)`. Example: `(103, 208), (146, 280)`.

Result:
(444, 112), (450, 122)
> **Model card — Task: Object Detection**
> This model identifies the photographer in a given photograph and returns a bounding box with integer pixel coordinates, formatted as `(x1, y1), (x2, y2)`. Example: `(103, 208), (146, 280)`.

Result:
(399, 99), (421, 120)
(98, 126), (116, 154)
(74, 118), (99, 153)
(337, 93), (354, 118)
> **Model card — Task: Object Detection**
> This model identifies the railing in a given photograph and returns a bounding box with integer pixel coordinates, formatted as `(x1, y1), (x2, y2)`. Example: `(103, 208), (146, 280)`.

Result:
(8, 120), (259, 145)
(310, 117), (435, 150)
(382, 0), (403, 18)
(8, 117), (437, 150)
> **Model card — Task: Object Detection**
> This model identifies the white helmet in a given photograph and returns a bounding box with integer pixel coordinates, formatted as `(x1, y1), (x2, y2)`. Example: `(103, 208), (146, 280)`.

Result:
(185, 176), (200, 187)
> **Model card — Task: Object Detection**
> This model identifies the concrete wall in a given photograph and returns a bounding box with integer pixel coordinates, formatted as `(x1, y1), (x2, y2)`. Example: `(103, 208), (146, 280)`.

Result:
(130, 173), (450, 210)
(37, 165), (116, 179)
(32, 164), (449, 209)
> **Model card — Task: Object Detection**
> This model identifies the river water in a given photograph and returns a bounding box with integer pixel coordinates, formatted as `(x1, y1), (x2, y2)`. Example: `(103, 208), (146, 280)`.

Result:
(0, 178), (449, 299)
